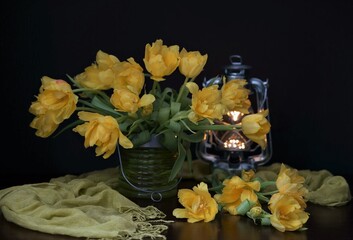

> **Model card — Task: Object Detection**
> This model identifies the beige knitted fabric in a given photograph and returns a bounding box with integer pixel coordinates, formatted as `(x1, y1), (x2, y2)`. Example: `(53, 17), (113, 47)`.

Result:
(1, 162), (351, 239)
(0, 168), (171, 240)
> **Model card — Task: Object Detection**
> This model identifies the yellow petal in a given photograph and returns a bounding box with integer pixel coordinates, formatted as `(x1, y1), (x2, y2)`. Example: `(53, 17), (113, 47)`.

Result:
(186, 82), (199, 94)
(242, 122), (261, 134)
(118, 130), (133, 149)
(138, 94), (156, 107)
(172, 208), (188, 219)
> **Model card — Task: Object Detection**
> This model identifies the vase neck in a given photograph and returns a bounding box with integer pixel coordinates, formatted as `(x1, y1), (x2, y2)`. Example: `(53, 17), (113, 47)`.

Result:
(139, 134), (163, 148)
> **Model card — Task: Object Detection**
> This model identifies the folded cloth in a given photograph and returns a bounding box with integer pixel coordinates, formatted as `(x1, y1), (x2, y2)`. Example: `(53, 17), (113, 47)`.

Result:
(256, 163), (352, 206)
(182, 160), (352, 207)
(0, 168), (171, 240)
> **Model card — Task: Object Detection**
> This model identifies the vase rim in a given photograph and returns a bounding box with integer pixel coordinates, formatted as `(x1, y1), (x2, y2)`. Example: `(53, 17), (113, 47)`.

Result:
(138, 134), (164, 148)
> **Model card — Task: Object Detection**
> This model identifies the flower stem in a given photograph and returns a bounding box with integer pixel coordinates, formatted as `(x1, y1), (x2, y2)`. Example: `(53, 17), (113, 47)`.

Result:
(261, 181), (276, 189)
(151, 80), (158, 95)
(208, 184), (224, 192)
(189, 76), (196, 82)
(188, 124), (242, 131)
(176, 77), (189, 103)
(261, 190), (279, 196)
(66, 74), (82, 88)
(78, 99), (122, 117)
(256, 193), (270, 202)
(73, 88), (112, 106)
(76, 107), (101, 112)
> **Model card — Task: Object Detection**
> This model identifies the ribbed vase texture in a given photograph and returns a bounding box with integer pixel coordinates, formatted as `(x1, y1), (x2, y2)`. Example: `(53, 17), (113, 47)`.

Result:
(117, 147), (178, 199)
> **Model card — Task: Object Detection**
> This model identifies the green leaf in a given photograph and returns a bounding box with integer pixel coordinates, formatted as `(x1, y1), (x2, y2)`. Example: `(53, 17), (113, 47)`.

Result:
(236, 200), (255, 216)
(91, 97), (120, 116)
(131, 130), (151, 146)
(128, 118), (145, 134)
(186, 146), (193, 174)
(118, 118), (134, 132)
(53, 119), (84, 138)
(66, 74), (82, 88)
(168, 141), (186, 181)
(168, 120), (181, 133)
(256, 193), (270, 202)
(180, 131), (205, 142)
(159, 130), (178, 152)
(218, 204), (223, 212)
(260, 181), (276, 190)
(171, 102), (181, 116)
(208, 184), (224, 193)
(150, 110), (158, 121)
(179, 90), (191, 109)
(154, 87), (173, 109)
(157, 107), (170, 124)
(170, 111), (189, 123)
(259, 217), (271, 226)
(161, 87), (174, 100)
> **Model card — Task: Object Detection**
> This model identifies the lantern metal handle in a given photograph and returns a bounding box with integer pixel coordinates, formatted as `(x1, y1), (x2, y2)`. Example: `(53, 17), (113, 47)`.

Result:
(196, 54), (272, 173)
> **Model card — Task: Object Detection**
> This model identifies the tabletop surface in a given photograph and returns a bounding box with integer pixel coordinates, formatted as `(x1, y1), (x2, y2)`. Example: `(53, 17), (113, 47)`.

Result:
(1, 178), (352, 240)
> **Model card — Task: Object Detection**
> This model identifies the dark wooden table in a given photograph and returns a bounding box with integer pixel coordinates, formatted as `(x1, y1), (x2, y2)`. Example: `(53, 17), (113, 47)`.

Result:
(1, 178), (352, 240)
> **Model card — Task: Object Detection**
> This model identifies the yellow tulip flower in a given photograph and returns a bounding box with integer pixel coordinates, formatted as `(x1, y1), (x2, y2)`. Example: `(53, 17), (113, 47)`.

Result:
(179, 48), (208, 79)
(173, 182), (218, 223)
(29, 76), (78, 137)
(241, 109), (271, 149)
(269, 193), (309, 232)
(73, 112), (133, 159)
(214, 175), (260, 215)
(143, 39), (180, 81)
(186, 82), (226, 123)
(221, 79), (251, 114)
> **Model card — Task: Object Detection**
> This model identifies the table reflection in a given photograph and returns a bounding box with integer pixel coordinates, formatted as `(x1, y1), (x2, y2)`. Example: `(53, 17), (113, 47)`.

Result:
(172, 221), (218, 240)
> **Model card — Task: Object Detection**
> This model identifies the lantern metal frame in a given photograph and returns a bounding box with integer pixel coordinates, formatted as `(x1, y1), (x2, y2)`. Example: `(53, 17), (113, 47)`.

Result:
(196, 55), (272, 174)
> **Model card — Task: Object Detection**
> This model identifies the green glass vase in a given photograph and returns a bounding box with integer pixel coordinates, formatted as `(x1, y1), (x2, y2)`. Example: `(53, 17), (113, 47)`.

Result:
(117, 143), (179, 201)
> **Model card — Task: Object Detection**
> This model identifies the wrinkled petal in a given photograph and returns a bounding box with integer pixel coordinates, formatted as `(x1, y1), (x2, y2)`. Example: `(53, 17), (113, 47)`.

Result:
(29, 76), (78, 137)
(75, 50), (119, 90)
(188, 85), (226, 123)
(179, 48), (208, 78)
(269, 194), (309, 232)
(173, 182), (218, 223)
(241, 110), (271, 149)
(215, 176), (260, 215)
(143, 39), (180, 81)
(73, 112), (132, 158)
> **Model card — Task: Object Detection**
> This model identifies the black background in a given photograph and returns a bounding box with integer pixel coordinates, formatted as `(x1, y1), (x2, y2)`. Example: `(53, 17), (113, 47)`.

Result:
(1, 0), (353, 187)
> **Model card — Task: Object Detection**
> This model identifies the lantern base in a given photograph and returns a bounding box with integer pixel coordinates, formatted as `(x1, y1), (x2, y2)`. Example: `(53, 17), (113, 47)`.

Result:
(210, 159), (258, 176)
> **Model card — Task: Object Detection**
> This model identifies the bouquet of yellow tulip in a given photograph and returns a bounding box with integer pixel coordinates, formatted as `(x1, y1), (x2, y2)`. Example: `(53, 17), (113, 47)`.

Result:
(173, 163), (309, 232)
(28, 39), (271, 182)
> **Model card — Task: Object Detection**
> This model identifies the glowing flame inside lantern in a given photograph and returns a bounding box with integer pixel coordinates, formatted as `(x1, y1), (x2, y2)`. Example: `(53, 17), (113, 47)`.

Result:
(221, 110), (249, 150)
(224, 138), (246, 149)
(196, 55), (272, 173)
(227, 111), (243, 122)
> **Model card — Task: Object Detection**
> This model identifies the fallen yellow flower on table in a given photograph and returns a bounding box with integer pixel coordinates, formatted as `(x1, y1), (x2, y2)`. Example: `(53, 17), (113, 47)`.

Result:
(173, 182), (218, 223)
(173, 164), (310, 232)
(214, 175), (261, 215)
(268, 193), (309, 232)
